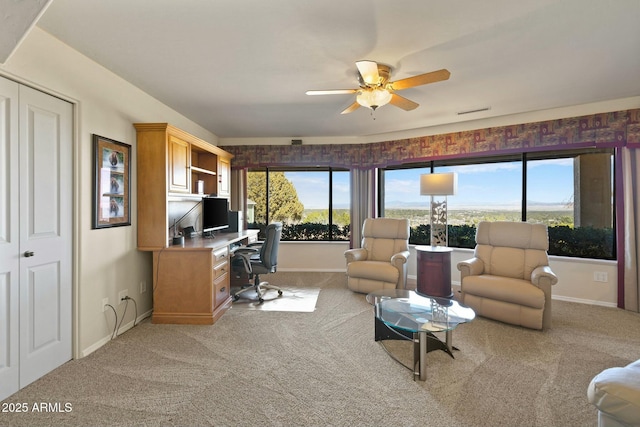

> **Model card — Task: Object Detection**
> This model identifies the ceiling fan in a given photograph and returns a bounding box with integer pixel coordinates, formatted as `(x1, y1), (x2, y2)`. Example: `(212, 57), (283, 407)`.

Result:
(306, 60), (450, 114)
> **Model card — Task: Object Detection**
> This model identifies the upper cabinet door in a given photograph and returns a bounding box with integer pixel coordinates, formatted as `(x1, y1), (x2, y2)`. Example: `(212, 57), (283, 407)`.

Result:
(168, 135), (190, 193)
(217, 155), (231, 198)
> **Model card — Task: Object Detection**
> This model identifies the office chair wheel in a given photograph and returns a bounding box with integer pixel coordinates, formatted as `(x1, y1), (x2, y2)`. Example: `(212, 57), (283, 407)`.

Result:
(258, 297), (264, 304)
(232, 294), (240, 302)
(278, 290), (283, 297)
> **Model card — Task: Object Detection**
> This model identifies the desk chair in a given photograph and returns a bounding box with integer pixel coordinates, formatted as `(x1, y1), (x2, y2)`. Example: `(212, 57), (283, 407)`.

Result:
(232, 222), (283, 304)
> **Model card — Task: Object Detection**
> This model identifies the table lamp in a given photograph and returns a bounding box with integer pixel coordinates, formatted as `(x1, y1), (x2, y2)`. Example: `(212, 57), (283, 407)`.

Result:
(420, 173), (457, 246)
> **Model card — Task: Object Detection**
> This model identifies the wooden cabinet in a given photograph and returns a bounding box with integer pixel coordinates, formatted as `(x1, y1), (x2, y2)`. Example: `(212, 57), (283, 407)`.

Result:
(168, 134), (190, 193)
(217, 155), (231, 198)
(190, 145), (220, 196)
(150, 230), (258, 324)
(134, 123), (233, 250)
(212, 246), (231, 308)
(135, 123), (240, 325)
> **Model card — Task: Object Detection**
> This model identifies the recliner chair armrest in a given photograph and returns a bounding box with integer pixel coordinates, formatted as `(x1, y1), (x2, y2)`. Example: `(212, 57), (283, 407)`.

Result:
(390, 250), (410, 267)
(531, 265), (558, 287)
(391, 250), (410, 290)
(344, 248), (368, 264)
(457, 257), (484, 278)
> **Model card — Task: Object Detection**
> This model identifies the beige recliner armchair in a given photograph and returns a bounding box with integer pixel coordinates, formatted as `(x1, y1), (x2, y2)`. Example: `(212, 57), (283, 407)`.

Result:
(344, 218), (410, 293)
(457, 221), (558, 330)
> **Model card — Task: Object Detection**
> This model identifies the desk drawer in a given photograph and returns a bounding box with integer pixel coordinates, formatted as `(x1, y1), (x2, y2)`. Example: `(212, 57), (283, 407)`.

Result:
(212, 247), (229, 264)
(213, 273), (229, 308)
(213, 259), (228, 280)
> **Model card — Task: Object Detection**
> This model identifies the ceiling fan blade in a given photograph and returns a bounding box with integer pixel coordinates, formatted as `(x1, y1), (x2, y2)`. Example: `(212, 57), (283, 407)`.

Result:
(356, 60), (380, 86)
(389, 93), (419, 111)
(306, 89), (357, 96)
(340, 101), (361, 114)
(388, 69), (451, 91)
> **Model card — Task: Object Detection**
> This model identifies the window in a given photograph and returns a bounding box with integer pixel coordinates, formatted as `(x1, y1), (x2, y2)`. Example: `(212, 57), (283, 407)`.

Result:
(380, 149), (615, 259)
(526, 151), (614, 259)
(381, 165), (430, 223)
(437, 160), (523, 225)
(526, 156), (574, 226)
(332, 170), (351, 240)
(247, 168), (350, 241)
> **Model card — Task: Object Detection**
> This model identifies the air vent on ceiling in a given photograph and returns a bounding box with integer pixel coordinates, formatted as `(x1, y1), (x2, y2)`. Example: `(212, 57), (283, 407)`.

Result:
(457, 107), (491, 115)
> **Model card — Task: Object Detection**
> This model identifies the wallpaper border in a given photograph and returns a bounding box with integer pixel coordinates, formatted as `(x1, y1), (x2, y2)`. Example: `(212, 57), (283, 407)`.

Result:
(223, 108), (640, 169)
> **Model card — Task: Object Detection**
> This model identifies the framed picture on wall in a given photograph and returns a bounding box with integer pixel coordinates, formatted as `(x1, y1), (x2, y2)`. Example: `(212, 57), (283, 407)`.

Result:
(92, 134), (131, 228)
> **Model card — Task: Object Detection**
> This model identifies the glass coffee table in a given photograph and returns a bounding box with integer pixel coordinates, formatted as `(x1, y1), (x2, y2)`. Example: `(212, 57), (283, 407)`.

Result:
(367, 289), (475, 381)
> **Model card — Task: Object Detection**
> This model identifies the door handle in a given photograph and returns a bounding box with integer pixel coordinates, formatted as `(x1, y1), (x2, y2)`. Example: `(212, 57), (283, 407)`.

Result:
(24, 251), (35, 257)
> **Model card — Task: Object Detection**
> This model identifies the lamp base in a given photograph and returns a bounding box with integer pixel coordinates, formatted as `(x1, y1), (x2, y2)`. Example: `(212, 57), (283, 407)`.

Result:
(430, 197), (449, 247)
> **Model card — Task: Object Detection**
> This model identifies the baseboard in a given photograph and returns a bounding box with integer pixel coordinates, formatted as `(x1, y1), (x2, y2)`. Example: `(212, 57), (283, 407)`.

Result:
(552, 295), (617, 308)
(278, 268), (346, 273)
(82, 336), (111, 357)
(413, 277), (617, 308)
(81, 309), (153, 358)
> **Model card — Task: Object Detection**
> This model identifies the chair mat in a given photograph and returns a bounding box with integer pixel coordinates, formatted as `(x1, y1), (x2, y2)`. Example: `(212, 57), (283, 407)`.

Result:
(230, 287), (320, 312)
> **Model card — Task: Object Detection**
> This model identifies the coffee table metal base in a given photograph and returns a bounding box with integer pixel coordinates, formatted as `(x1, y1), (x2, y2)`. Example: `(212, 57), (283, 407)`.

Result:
(374, 316), (456, 381)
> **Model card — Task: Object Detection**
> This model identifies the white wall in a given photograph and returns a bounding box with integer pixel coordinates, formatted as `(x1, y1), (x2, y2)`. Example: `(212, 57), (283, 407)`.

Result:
(277, 242), (619, 307)
(0, 27), (221, 357)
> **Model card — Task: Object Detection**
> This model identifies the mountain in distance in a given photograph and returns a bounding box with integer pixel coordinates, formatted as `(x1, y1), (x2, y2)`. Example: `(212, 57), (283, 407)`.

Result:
(304, 200), (570, 211)
(385, 199), (571, 210)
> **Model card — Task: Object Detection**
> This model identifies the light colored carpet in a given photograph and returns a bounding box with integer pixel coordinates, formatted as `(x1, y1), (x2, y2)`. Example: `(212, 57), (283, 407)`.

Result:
(2, 271), (639, 426)
(230, 286), (320, 312)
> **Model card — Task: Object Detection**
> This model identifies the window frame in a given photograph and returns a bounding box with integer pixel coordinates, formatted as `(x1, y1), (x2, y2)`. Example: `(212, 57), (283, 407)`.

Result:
(247, 166), (350, 241)
(379, 148), (616, 260)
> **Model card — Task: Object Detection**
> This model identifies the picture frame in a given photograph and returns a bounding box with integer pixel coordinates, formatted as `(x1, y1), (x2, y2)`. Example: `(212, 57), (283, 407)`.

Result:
(92, 134), (131, 229)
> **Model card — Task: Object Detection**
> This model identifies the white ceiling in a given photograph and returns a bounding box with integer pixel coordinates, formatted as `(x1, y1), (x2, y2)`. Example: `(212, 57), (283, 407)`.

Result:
(0, 0), (51, 62)
(26, 0), (640, 139)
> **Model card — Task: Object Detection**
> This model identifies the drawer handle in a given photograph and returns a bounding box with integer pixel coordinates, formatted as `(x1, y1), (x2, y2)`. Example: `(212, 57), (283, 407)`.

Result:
(219, 286), (226, 293)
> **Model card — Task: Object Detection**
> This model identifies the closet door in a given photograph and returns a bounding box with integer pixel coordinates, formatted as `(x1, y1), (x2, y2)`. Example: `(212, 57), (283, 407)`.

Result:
(18, 85), (73, 388)
(0, 76), (20, 401)
(0, 79), (72, 400)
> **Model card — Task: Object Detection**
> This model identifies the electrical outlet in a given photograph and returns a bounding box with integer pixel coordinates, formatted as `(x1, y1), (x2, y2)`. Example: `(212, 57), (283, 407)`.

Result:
(140, 281), (147, 294)
(593, 271), (608, 283)
(102, 298), (109, 312)
(118, 289), (128, 304)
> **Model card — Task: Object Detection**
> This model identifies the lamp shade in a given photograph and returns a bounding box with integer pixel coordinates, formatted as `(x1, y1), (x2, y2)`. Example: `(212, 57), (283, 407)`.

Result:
(420, 173), (458, 196)
(356, 88), (392, 110)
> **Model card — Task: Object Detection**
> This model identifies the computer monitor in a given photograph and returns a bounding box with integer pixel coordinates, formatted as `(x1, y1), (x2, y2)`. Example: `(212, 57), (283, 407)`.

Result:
(202, 197), (229, 234)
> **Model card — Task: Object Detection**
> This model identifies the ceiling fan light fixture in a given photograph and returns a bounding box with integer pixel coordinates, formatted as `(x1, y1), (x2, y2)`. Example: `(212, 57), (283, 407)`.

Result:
(356, 88), (392, 110)
(307, 61), (450, 114)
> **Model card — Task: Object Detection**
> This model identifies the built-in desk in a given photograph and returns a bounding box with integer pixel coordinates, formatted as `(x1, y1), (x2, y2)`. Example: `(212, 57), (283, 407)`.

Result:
(149, 229), (259, 324)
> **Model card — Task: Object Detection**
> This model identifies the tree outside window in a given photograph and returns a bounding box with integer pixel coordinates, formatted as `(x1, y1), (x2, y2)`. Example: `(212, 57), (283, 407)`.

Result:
(247, 169), (350, 241)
